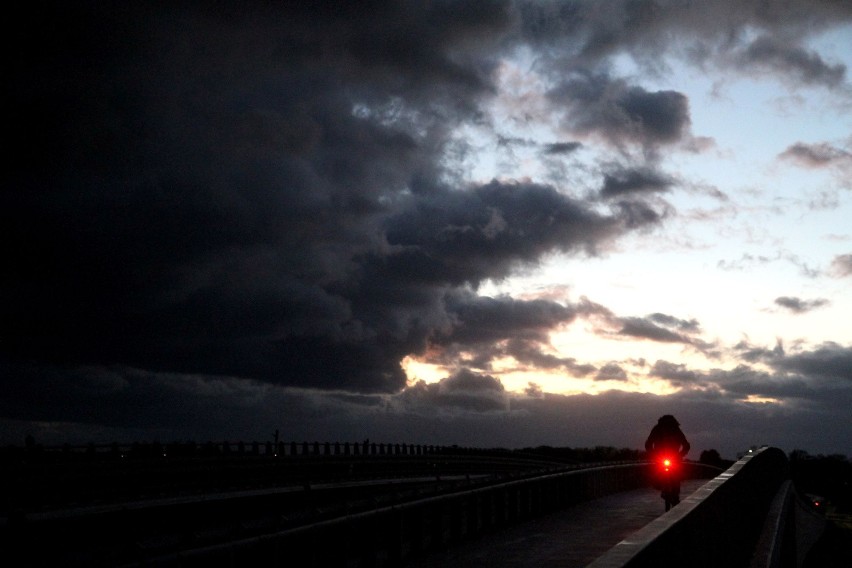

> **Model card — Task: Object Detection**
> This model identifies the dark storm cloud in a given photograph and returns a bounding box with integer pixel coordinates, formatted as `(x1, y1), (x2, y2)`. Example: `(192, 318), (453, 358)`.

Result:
(649, 354), (845, 406)
(596, 363), (628, 381)
(774, 296), (829, 314)
(648, 313), (701, 333)
(5, 1), (852, 451)
(728, 340), (852, 387)
(383, 180), (644, 286)
(524, 382), (544, 397)
(600, 166), (674, 198)
(548, 72), (691, 149)
(398, 368), (509, 413)
(707, 365), (817, 400)
(497, 135), (536, 149)
(0, 362), (276, 435)
(420, 292), (603, 375)
(734, 339), (786, 364)
(7, 1), (513, 393)
(6, 1), (670, 402)
(420, 296), (709, 377)
(584, 304), (709, 349)
(439, 291), (579, 345)
(612, 199), (670, 229)
(771, 343), (852, 383)
(617, 316), (692, 343)
(543, 141), (583, 155)
(443, 368), (505, 393)
(505, 339), (597, 377)
(650, 360), (700, 386)
(737, 35), (846, 88)
(517, 0), (852, 72)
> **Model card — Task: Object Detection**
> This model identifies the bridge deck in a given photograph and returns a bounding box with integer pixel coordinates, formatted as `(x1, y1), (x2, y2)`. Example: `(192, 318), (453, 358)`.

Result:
(405, 479), (707, 567)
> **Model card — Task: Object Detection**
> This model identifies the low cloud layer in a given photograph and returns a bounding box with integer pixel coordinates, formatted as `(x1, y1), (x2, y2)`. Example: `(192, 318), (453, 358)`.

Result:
(548, 73), (692, 151)
(780, 142), (852, 168)
(774, 296), (829, 314)
(4, 343), (850, 459)
(737, 35), (846, 88)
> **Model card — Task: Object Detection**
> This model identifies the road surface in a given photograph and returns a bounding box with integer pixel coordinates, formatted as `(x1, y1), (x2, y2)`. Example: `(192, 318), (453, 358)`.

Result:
(405, 479), (707, 567)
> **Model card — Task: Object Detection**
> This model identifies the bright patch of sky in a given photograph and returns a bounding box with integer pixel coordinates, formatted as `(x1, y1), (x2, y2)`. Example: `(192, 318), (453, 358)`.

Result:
(435, 25), (852, 396)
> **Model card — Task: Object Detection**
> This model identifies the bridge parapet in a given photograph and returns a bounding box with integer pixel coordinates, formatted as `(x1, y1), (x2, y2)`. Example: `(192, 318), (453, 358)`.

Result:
(0, 455), (723, 567)
(124, 461), (717, 567)
(589, 446), (820, 568)
(749, 478), (826, 568)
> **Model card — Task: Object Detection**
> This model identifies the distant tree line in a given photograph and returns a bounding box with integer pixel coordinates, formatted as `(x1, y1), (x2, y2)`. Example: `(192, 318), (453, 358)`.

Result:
(698, 448), (735, 468)
(515, 445), (643, 463)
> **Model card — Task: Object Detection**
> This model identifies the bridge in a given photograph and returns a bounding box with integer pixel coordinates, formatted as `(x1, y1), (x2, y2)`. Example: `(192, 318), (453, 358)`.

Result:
(0, 445), (827, 567)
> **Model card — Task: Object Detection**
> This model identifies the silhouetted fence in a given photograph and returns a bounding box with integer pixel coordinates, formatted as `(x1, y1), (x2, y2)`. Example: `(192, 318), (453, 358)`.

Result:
(1, 441), (470, 464)
(2, 440), (639, 463)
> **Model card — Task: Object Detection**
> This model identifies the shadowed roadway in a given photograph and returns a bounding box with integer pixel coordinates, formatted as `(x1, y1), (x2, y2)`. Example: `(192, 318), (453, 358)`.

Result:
(405, 479), (707, 567)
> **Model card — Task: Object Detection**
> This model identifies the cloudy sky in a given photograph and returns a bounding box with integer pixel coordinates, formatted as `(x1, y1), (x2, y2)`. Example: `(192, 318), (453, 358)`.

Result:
(4, 1), (851, 460)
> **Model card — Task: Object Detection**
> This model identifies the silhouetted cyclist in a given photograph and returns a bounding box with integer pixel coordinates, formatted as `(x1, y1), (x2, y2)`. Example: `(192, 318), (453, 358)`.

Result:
(645, 414), (690, 508)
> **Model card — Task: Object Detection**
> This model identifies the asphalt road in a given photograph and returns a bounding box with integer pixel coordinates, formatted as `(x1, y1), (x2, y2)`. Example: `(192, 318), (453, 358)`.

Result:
(404, 479), (708, 567)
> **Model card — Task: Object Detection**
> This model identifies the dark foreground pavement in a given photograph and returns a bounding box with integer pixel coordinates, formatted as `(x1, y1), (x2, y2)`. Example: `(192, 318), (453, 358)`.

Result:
(803, 521), (852, 567)
(405, 479), (708, 568)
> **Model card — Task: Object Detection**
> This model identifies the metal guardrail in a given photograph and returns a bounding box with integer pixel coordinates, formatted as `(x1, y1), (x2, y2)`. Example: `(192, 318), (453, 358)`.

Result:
(121, 461), (721, 567)
(2, 444), (598, 515)
(1, 452), (729, 567)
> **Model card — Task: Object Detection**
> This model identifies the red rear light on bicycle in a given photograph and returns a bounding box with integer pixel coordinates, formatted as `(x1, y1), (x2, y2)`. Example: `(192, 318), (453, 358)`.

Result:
(660, 456), (675, 472)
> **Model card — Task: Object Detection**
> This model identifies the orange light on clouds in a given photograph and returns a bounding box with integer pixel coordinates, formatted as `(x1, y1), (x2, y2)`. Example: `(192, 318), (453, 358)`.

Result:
(401, 340), (685, 397)
(401, 355), (447, 385)
(740, 394), (783, 405)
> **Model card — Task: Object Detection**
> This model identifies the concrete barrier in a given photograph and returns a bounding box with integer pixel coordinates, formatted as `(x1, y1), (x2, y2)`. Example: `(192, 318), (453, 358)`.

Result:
(588, 446), (794, 568)
(749, 478), (826, 568)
